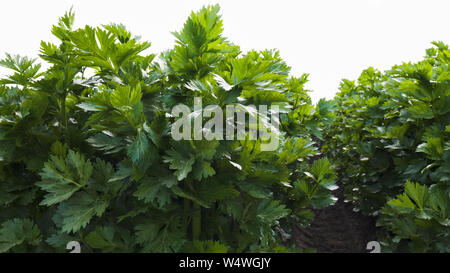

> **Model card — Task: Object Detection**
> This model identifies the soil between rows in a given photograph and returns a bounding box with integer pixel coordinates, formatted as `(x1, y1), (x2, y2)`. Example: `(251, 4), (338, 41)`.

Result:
(292, 184), (378, 253)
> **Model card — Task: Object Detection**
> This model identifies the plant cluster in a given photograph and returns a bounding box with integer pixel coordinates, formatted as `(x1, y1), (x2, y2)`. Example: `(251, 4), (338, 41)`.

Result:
(0, 6), (336, 253)
(323, 42), (449, 252)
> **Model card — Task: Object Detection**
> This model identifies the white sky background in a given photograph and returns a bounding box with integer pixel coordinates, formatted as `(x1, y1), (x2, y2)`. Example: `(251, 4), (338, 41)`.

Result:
(0, 0), (449, 103)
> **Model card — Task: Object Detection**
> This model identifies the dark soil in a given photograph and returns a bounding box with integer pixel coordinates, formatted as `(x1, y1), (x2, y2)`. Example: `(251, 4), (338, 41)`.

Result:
(292, 185), (378, 253)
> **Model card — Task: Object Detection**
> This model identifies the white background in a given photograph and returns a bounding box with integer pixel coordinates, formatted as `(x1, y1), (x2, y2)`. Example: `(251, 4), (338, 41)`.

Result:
(0, 0), (449, 102)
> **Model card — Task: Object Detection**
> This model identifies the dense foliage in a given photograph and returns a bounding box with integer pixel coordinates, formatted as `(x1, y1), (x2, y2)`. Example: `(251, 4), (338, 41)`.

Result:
(323, 42), (449, 252)
(1, 4), (448, 253)
(0, 6), (337, 253)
